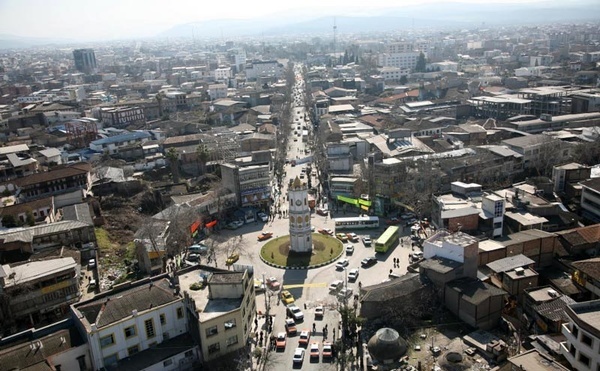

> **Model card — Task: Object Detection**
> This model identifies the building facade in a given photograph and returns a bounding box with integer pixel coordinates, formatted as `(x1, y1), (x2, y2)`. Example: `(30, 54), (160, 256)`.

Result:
(561, 300), (600, 371)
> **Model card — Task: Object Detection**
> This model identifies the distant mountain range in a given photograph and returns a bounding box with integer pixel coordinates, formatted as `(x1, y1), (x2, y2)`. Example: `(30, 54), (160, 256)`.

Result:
(1, 0), (598, 48)
(157, 0), (600, 39)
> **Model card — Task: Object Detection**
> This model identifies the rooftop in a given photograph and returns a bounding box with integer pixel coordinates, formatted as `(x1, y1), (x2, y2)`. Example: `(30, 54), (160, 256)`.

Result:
(446, 278), (507, 305)
(2, 257), (77, 287)
(566, 300), (600, 337)
(507, 349), (570, 371)
(486, 254), (535, 273)
(74, 278), (180, 328)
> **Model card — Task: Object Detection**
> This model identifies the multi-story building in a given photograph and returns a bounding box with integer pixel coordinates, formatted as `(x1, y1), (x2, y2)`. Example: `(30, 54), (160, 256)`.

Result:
(208, 84), (227, 100)
(378, 52), (420, 70)
(0, 257), (80, 332)
(71, 276), (198, 370)
(180, 268), (256, 363)
(378, 67), (410, 82)
(97, 106), (146, 128)
(501, 134), (572, 172)
(552, 162), (591, 194)
(580, 178), (600, 223)
(245, 61), (283, 80)
(220, 162), (271, 209)
(561, 300), (600, 371)
(73, 49), (97, 74)
(213, 67), (231, 82)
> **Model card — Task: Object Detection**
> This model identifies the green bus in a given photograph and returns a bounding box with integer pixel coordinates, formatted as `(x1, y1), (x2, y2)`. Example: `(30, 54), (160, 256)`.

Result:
(375, 226), (400, 253)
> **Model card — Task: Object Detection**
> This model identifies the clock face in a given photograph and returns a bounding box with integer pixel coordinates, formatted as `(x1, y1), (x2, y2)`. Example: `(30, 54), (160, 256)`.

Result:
(295, 199), (302, 206)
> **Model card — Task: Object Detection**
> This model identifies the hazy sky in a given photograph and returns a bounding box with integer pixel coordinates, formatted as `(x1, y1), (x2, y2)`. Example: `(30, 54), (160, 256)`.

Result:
(0, 0), (547, 41)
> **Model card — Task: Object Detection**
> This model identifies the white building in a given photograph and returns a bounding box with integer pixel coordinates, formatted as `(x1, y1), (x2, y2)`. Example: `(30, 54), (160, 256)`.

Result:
(378, 67), (410, 82)
(208, 84), (228, 100)
(561, 300), (600, 371)
(71, 277), (198, 371)
(180, 268), (256, 362)
(288, 176), (313, 253)
(378, 52), (420, 70)
(481, 193), (505, 238)
(580, 178), (600, 222)
(430, 61), (459, 72)
(245, 61), (283, 80)
(213, 67), (231, 82)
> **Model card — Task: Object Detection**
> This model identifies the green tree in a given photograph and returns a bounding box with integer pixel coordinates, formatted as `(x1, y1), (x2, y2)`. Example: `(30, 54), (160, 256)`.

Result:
(25, 210), (35, 226)
(415, 52), (427, 72)
(1, 214), (17, 228)
(400, 75), (408, 85)
(165, 148), (180, 183)
(196, 144), (210, 175)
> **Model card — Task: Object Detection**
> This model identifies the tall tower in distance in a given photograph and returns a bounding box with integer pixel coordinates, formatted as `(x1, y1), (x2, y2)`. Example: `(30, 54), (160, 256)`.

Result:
(333, 17), (337, 57)
(288, 176), (313, 253)
(73, 48), (97, 74)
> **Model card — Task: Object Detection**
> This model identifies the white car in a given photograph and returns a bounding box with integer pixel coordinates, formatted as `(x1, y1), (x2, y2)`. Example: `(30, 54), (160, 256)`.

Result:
(293, 348), (305, 364)
(329, 280), (343, 292)
(88, 259), (96, 269)
(335, 259), (349, 270)
(286, 304), (304, 321)
(363, 236), (372, 246)
(348, 268), (359, 281)
(345, 244), (354, 254)
(257, 212), (268, 222)
(314, 306), (324, 318)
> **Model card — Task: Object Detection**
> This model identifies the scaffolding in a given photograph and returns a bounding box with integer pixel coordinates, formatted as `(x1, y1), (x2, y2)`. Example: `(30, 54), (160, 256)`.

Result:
(65, 119), (98, 149)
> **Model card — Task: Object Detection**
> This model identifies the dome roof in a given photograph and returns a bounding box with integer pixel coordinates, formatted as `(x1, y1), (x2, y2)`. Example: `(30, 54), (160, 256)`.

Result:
(367, 328), (407, 362)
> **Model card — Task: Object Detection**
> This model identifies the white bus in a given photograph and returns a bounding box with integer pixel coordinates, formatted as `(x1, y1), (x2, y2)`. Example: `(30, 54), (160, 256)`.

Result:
(334, 216), (380, 230)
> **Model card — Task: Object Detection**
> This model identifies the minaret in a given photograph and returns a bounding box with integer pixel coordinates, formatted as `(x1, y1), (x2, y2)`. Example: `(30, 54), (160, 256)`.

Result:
(288, 176), (312, 253)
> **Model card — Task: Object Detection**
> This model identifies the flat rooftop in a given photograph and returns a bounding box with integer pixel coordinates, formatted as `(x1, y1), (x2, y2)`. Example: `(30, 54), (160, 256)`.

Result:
(569, 300), (600, 334)
(179, 270), (243, 322)
(2, 257), (77, 287)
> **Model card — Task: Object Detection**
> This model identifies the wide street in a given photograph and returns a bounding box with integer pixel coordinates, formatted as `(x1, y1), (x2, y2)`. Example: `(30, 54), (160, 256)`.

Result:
(210, 64), (416, 370)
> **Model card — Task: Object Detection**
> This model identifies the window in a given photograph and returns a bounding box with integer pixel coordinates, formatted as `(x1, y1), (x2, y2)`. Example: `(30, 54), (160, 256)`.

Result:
(184, 350), (194, 357)
(226, 335), (238, 347)
(124, 326), (136, 339)
(103, 354), (118, 366)
(163, 359), (173, 367)
(145, 319), (155, 338)
(208, 342), (220, 354)
(127, 345), (139, 356)
(100, 334), (115, 348)
(206, 325), (218, 337)
(579, 353), (590, 367)
(76, 355), (86, 371)
(224, 319), (236, 329)
(572, 325), (579, 338)
(581, 333), (593, 347)
(177, 307), (184, 319)
(160, 314), (166, 325)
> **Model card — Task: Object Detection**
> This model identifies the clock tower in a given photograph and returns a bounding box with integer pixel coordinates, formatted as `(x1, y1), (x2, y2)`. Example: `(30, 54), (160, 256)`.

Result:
(288, 176), (312, 253)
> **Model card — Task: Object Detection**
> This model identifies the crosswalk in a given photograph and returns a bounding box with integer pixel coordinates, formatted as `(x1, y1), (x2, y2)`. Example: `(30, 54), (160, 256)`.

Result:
(282, 282), (327, 289)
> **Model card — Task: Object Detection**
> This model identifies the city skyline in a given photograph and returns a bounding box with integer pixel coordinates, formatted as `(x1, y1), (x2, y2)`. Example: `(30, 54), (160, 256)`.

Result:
(0, 0), (586, 42)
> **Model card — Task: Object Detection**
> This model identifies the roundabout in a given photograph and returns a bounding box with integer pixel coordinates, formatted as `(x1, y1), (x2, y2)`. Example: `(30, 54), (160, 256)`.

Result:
(260, 233), (343, 269)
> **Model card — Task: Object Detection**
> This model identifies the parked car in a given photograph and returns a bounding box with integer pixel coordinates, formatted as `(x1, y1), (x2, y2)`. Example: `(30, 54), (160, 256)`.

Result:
(281, 290), (295, 304)
(316, 208), (329, 216)
(257, 212), (269, 222)
(257, 232), (273, 241)
(362, 236), (372, 246)
(287, 304), (304, 321)
(276, 332), (287, 349)
(285, 318), (298, 335)
(386, 217), (401, 225)
(335, 259), (349, 270)
(293, 348), (305, 364)
(89, 278), (97, 289)
(188, 244), (208, 255)
(299, 330), (311, 346)
(232, 220), (244, 228)
(361, 257), (377, 268)
(336, 233), (349, 242)
(88, 259), (96, 269)
(348, 268), (359, 281)
(329, 280), (344, 292)
(314, 306), (324, 318)
(254, 279), (265, 293)
(226, 253), (239, 266)
(345, 244), (355, 254)
(187, 253), (200, 262)
(266, 277), (281, 290)
(410, 252), (424, 262)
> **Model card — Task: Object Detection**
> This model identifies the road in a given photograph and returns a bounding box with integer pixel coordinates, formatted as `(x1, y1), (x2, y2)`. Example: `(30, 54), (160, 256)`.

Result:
(209, 64), (418, 370)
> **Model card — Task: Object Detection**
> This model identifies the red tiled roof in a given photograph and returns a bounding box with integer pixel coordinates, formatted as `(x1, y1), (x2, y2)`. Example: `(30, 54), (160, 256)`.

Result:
(12, 162), (91, 187)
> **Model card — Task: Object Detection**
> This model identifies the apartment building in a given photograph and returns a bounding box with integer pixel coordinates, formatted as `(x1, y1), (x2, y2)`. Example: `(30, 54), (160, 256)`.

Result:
(97, 106), (145, 128)
(180, 268), (256, 363)
(220, 162), (271, 208)
(71, 277), (198, 370)
(0, 257), (80, 332)
(208, 83), (227, 100)
(561, 300), (600, 371)
(245, 60), (283, 80)
(580, 178), (600, 222)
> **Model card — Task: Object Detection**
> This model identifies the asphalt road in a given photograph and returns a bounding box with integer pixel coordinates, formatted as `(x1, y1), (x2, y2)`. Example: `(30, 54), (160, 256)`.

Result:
(210, 65), (417, 369)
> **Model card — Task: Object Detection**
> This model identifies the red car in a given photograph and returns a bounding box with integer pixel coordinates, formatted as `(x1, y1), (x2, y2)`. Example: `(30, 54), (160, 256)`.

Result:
(322, 342), (333, 358)
(276, 332), (286, 349)
(299, 330), (310, 346)
(257, 232), (273, 241)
